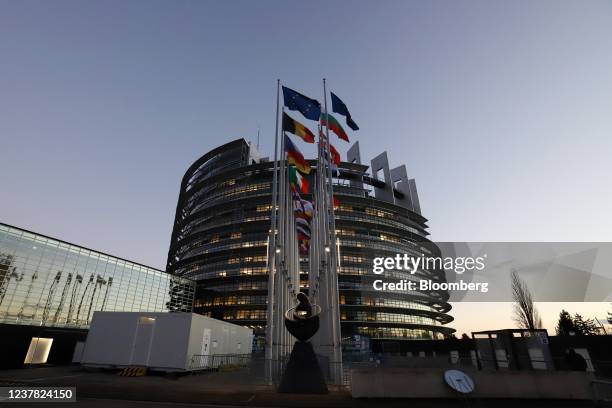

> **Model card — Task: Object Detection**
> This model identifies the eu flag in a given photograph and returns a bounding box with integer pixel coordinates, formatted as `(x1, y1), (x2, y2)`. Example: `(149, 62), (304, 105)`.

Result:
(282, 86), (321, 121)
(330, 92), (359, 131)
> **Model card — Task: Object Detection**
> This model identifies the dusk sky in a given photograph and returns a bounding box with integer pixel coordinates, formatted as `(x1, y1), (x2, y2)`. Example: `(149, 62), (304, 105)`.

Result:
(2, 1), (612, 334)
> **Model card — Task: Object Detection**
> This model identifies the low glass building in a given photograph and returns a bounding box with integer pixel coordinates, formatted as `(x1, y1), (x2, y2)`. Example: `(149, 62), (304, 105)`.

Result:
(0, 223), (195, 368)
(0, 223), (195, 329)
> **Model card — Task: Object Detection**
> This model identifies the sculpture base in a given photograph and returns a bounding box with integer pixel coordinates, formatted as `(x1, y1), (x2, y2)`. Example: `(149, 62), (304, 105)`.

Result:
(278, 341), (328, 394)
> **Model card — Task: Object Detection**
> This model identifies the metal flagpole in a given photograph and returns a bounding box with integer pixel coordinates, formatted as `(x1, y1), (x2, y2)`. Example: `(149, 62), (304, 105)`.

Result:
(310, 125), (326, 355)
(309, 126), (322, 304)
(278, 107), (288, 358)
(265, 80), (281, 378)
(322, 78), (343, 383)
(289, 176), (297, 353)
(283, 167), (290, 355)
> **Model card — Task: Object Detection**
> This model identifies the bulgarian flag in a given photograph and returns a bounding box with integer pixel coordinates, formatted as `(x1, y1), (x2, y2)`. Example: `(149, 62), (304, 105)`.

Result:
(284, 135), (311, 174)
(288, 166), (309, 194)
(320, 113), (349, 142)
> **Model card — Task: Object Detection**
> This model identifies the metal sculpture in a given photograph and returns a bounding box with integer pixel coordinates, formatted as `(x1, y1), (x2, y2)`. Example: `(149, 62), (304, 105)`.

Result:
(278, 293), (328, 394)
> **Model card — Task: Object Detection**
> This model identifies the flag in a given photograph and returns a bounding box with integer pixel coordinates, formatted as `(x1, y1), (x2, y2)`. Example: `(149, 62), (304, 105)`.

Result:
(288, 166), (309, 194)
(330, 92), (359, 131)
(320, 113), (349, 142)
(284, 135), (311, 174)
(297, 231), (311, 241)
(283, 113), (315, 143)
(292, 190), (305, 212)
(296, 217), (311, 237)
(293, 200), (313, 219)
(282, 86), (321, 121)
(296, 223), (311, 239)
(331, 163), (339, 177)
(296, 216), (310, 230)
(298, 239), (310, 255)
(296, 202), (313, 219)
(329, 143), (341, 165)
(319, 141), (340, 176)
(295, 210), (311, 221)
(292, 190), (313, 219)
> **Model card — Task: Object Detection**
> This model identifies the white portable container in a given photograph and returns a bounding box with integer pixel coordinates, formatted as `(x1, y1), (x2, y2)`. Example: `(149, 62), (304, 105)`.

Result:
(80, 312), (252, 371)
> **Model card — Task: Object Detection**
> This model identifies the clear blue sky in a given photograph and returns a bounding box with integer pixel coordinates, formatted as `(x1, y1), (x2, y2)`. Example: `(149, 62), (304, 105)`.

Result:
(2, 0), (612, 274)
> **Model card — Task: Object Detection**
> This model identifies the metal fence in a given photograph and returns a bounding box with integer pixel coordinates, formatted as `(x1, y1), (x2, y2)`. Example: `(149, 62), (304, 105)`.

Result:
(189, 354), (252, 371)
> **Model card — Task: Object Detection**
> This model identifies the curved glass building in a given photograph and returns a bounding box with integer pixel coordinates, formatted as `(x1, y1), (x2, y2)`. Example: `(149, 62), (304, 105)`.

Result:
(167, 139), (454, 351)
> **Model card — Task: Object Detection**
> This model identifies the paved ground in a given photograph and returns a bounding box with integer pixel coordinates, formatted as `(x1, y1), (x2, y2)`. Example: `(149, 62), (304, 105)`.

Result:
(0, 366), (607, 407)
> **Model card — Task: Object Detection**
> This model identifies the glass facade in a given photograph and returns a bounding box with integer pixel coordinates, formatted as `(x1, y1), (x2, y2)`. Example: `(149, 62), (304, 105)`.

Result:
(167, 139), (454, 348)
(0, 224), (195, 329)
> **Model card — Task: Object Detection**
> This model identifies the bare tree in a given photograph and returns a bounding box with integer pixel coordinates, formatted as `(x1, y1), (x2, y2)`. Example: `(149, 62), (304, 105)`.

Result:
(511, 270), (542, 330)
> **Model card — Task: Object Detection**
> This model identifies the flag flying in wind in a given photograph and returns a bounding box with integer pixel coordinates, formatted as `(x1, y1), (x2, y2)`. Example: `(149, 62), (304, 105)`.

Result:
(320, 113), (349, 142)
(296, 222), (311, 239)
(288, 166), (309, 194)
(284, 135), (311, 174)
(329, 143), (341, 166)
(295, 216), (310, 230)
(282, 86), (321, 121)
(319, 141), (340, 176)
(293, 193), (314, 219)
(291, 190), (312, 255)
(330, 92), (359, 131)
(283, 112), (315, 143)
(298, 235), (310, 255)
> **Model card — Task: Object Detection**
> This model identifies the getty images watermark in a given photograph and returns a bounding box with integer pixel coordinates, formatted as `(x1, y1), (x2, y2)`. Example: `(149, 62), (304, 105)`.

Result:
(368, 242), (612, 303)
(371, 253), (490, 293)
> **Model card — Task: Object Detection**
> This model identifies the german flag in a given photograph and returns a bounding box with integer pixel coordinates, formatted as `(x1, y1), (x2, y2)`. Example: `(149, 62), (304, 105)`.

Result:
(285, 135), (311, 174)
(320, 113), (349, 142)
(283, 113), (315, 143)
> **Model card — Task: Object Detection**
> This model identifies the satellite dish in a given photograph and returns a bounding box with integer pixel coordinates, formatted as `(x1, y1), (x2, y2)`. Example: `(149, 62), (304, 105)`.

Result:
(444, 369), (475, 394)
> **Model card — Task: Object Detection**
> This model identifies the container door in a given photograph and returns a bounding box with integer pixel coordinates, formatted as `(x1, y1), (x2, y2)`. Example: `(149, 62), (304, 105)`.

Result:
(130, 316), (155, 366)
(200, 328), (211, 368)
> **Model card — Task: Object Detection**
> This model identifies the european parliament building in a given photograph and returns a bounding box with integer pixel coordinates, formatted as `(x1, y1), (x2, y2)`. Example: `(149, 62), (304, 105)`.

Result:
(0, 223), (195, 368)
(166, 139), (454, 352)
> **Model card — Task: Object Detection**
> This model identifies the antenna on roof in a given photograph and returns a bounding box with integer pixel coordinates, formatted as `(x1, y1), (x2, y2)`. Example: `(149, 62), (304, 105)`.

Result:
(257, 126), (260, 150)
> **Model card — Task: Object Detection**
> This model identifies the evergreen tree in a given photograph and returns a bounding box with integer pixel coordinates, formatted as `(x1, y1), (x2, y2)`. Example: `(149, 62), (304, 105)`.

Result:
(556, 309), (576, 336)
(573, 313), (599, 336)
(556, 310), (600, 336)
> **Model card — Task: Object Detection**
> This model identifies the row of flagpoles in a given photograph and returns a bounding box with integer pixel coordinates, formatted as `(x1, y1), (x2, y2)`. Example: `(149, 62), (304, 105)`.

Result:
(265, 79), (359, 384)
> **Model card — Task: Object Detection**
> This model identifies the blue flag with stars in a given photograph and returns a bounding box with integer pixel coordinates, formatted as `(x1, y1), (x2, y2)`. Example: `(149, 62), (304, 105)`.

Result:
(282, 86), (321, 121)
